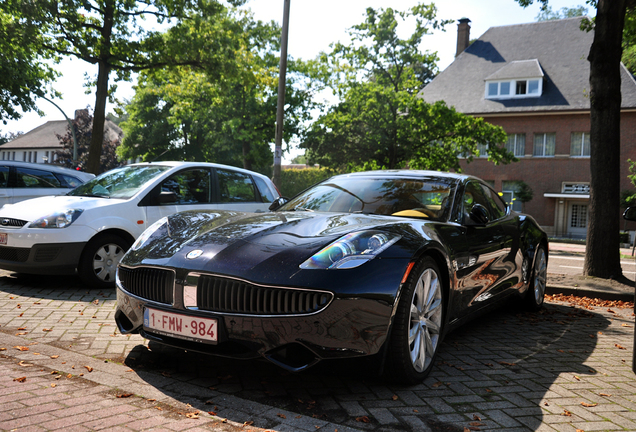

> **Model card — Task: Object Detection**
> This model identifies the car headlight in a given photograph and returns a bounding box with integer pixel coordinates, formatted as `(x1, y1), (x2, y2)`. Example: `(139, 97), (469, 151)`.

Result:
(300, 231), (401, 270)
(131, 217), (169, 251)
(28, 209), (83, 228)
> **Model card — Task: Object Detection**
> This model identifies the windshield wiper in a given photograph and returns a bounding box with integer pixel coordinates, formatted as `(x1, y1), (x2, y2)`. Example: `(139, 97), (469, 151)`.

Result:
(292, 207), (314, 212)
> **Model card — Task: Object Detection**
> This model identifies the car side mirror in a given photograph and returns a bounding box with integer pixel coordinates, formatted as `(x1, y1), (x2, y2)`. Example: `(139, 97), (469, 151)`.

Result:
(158, 191), (178, 204)
(465, 203), (490, 226)
(624, 207), (636, 221)
(269, 196), (289, 211)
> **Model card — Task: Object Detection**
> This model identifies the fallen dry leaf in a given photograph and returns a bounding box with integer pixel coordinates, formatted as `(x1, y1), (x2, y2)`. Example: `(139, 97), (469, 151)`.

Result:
(43, 328), (52, 332)
(185, 412), (199, 419)
(499, 361), (516, 366)
(355, 416), (370, 423)
(574, 376), (581, 381)
(18, 361), (32, 367)
(15, 332), (27, 336)
(17, 327), (26, 330)
(14, 346), (29, 351)
(277, 413), (287, 419)
(600, 393), (612, 397)
(615, 344), (626, 350)
(581, 402), (598, 407)
(392, 395), (398, 400)
(84, 366), (93, 372)
(562, 410), (572, 417)
(50, 355), (59, 359)
(117, 393), (133, 398)
(244, 421), (254, 426)
(13, 376), (27, 383)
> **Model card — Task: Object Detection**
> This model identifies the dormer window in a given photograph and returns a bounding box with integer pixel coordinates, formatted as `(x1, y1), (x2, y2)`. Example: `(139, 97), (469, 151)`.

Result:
(484, 60), (544, 100)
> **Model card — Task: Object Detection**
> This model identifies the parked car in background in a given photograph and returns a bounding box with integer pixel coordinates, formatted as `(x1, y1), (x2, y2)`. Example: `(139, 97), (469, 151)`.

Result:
(115, 170), (548, 384)
(0, 161), (279, 287)
(0, 161), (94, 207)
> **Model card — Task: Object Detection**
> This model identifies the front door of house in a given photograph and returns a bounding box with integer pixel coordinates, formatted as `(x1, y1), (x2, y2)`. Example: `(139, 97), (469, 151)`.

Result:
(567, 202), (588, 239)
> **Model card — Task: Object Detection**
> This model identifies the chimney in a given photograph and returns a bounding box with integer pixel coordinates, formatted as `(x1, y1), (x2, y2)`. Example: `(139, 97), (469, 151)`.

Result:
(456, 18), (471, 57)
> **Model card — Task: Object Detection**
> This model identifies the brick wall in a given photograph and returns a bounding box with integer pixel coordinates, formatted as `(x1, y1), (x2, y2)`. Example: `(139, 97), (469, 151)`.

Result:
(458, 111), (636, 235)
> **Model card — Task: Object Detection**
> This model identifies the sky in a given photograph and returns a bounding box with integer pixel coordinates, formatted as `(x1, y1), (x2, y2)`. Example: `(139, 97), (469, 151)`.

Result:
(1, 0), (588, 161)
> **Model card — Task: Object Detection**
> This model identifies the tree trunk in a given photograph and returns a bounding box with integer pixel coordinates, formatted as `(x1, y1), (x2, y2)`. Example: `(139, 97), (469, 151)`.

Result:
(584, 0), (627, 278)
(85, 0), (115, 175)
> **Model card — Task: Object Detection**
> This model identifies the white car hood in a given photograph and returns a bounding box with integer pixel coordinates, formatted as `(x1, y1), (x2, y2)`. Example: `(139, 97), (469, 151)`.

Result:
(0, 195), (125, 221)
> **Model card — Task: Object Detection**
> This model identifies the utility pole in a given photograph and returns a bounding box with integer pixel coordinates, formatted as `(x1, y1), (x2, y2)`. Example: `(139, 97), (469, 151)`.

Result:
(272, 0), (290, 190)
(41, 97), (78, 163)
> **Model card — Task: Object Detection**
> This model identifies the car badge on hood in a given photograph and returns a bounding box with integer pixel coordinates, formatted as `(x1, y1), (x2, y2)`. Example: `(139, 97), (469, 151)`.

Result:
(186, 249), (204, 260)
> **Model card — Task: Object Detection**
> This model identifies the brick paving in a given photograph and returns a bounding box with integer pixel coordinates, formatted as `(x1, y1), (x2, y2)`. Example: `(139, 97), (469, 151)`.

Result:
(0, 270), (634, 431)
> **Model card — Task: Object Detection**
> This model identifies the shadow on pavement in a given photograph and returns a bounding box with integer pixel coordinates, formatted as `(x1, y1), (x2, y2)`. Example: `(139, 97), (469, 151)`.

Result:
(122, 301), (611, 431)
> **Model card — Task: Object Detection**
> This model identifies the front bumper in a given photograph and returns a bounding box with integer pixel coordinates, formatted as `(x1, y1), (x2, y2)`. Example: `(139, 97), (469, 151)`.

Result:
(115, 268), (397, 371)
(0, 242), (86, 274)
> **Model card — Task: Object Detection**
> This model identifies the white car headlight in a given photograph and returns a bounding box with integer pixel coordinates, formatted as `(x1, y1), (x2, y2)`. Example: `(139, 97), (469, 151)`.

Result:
(131, 217), (169, 251)
(300, 231), (401, 270)
(28, 209), (84, 228)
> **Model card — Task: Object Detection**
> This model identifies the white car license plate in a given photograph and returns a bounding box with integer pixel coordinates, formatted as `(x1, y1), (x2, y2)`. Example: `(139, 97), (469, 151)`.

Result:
(0, 233), (6, 245)
(144, 308), (218, 343)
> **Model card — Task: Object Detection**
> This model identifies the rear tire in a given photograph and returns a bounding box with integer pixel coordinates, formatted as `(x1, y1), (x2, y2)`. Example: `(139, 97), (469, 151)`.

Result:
(79, 234), (131, 288)
(525, 245), (547, 311)
(385, 257), (444, 384)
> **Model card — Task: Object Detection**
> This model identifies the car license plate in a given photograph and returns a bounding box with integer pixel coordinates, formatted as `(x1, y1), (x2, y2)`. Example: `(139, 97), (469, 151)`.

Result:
(144, 308), (217, 344)
(0, 233), (6, 245)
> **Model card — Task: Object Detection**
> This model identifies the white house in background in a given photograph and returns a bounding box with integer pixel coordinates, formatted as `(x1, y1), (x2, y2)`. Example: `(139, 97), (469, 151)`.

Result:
(0, 109), (123, 164)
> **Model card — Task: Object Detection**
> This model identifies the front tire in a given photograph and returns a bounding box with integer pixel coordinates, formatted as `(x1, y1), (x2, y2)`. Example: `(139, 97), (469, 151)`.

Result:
(79, 234), (131, 288)
(385, 257), (445, 384)
(525, 245), (547, 311)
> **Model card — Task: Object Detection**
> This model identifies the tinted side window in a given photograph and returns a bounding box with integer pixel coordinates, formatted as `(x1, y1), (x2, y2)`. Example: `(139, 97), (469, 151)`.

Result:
(462, 182), (493, 221)
(160, 168), (211, 204)
(57, 174), (84, 188)
(253, 176), (274, 203)
(16, 167), (62, 188)
(0, 166), (8, 188)
(217, 169), (257, 203)
(480, 184), (507, 220)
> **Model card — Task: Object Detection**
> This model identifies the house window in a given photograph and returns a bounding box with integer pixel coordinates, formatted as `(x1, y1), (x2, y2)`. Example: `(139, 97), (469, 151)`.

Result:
(476, 143), (488, 158)
(570, 132), (590, 157)
(502, 181), (523, 212)
(506, 133), (526, 157)
(23, 152), (26, 162)
(533, 133), (556, 157)
(12, 152), (15, 160)
(33, 151), (37, 163)
(485, 79), (542, 99)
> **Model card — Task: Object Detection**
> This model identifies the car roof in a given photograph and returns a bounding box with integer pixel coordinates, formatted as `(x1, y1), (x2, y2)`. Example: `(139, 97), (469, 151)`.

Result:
(126, 161), (272, 181)
(0, 160), (95, 180)
(330, 169), (476, 183)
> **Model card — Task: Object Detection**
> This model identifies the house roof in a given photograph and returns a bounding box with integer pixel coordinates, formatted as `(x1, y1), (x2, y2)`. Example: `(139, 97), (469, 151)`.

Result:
(420, 17), (636, 115)
(1, 117), (122, 150)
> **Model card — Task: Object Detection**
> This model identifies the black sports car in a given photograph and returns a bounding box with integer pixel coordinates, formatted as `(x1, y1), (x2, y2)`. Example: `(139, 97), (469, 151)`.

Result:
(115, 170), (548, 384)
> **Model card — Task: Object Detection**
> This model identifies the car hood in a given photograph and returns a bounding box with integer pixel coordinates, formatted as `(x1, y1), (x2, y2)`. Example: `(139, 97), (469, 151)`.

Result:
(122, 210), (417, 280)
(0, 195), (124, 221)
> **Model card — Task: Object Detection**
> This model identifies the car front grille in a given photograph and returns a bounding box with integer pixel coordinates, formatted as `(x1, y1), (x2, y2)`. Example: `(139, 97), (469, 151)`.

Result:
(0, 246), (29, 262)
(195, 275), (332, 316)
(0, 218), (28, 228)
(118, 266), (174, 305)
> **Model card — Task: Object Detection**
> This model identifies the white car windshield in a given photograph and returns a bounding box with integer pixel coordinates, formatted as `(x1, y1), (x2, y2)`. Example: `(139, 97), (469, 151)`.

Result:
(68, 165), (172, 199)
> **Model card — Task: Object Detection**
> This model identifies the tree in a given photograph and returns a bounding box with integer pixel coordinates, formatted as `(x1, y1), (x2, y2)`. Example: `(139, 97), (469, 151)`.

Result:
(0, 7), (57, 123)
(55, 108), (121, 173)
(302, 5), (513, 172)
(5, 0), (244, 175)
(0, 131), (22, 145)
(535, 5), (588, 20)
(519, 0), (636, 279)
(118, 9), (315, 174)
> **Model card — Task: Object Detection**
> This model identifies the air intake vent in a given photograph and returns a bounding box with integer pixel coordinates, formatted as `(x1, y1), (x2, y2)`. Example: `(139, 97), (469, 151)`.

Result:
(117, 266), (174, 305)
(196, 275), (332, 316)
(0, 218), (27, 228)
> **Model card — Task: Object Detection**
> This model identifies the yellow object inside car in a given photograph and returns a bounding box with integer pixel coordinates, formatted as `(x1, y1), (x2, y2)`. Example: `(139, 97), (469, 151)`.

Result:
(392, 209), (430, 218)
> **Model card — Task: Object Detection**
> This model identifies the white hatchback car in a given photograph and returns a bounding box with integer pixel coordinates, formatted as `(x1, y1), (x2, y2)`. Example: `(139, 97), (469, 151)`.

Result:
(0, 161), (279, 287)
(0, 161), (95, 207)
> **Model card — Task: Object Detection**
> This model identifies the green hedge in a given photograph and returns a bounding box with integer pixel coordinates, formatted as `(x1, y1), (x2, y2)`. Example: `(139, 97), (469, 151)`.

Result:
(279, 167), (335, 198)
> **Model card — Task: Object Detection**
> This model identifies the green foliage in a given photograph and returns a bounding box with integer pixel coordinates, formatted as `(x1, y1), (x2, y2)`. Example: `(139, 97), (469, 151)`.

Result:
(118, 9), (316, 175)
(55, 109), (121, 172)
(535, 5), (588, 20)
(515, 181), (534, 203)
(0, 7), (58, 123)
(625, 159), (636, 207)
(302, 4), (513, 171)
(279, 167), (336, 198)
(622, 7), (636, 75)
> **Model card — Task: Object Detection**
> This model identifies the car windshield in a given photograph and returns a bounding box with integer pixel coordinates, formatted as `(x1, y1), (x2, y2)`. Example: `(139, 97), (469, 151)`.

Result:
(68, 165), (172, 199)
(280, 176), (456, 221)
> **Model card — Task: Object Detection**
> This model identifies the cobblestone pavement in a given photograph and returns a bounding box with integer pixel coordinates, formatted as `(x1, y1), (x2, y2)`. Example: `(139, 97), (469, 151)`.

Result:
(0, 271), (635, 431)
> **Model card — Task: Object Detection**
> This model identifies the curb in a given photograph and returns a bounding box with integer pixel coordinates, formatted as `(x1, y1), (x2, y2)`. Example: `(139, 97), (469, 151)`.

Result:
(546, 284), (635, 302)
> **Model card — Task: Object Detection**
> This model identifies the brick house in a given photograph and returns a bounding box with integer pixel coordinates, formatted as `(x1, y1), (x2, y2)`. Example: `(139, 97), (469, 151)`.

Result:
(421, 17), (636, 239)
